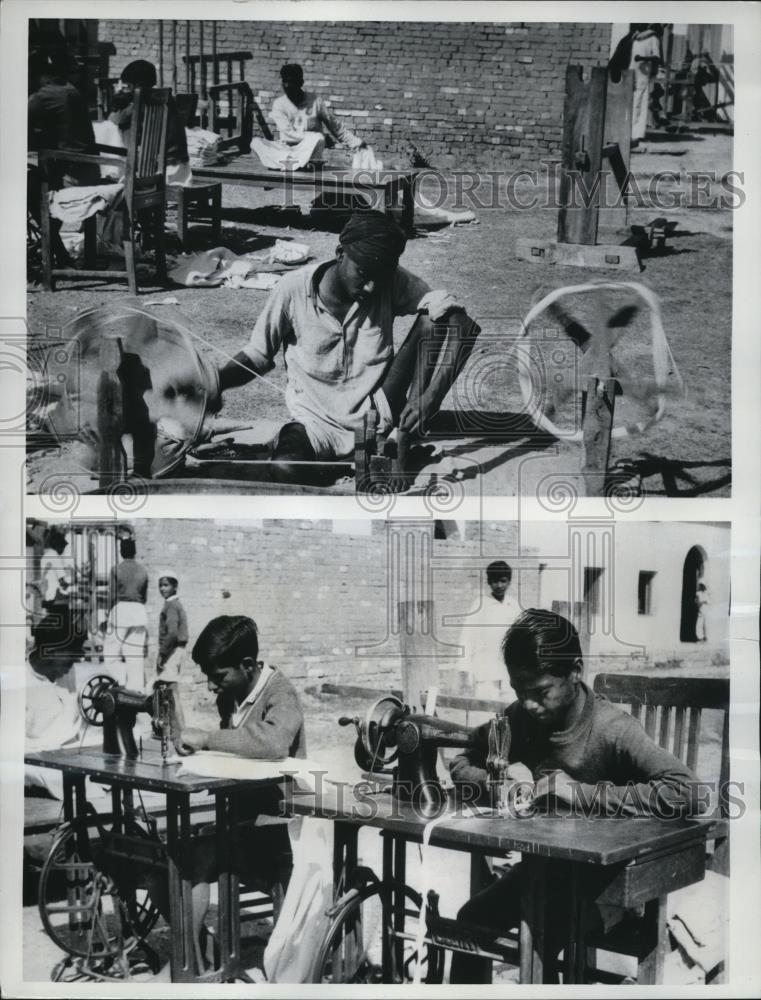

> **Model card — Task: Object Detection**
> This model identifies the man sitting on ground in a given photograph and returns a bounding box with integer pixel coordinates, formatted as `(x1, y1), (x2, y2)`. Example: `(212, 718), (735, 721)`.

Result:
(215, 210), (480, 480)
(252, 62), (366, 170)
(448, 608), (703, 984)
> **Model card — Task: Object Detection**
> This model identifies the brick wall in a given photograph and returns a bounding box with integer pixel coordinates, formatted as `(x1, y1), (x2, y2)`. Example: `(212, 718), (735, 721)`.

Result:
(98, 19), (611, 169)
(132, 519), (539, 712)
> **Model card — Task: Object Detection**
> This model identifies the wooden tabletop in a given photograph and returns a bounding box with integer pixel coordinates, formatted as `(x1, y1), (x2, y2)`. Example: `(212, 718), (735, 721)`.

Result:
(25, 747), (284, 796)
(194, 154), (417, 188)
(288, 784), (723, 867)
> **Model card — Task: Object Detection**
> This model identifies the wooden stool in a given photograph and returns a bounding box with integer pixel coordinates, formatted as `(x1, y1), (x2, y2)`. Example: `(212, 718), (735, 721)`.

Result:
(167, 180), (222, 245)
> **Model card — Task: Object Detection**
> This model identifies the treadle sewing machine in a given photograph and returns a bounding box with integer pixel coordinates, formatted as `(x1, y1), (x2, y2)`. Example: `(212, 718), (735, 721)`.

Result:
(339, 694), (511, 818)
(77, 674), (186, 761)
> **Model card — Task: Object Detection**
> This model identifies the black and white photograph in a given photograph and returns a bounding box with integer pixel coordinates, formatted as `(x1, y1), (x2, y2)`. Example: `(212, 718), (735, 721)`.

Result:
(1, 1), (759, 997)
(20, 516), (732, 985)
(21, 12), (736, 499)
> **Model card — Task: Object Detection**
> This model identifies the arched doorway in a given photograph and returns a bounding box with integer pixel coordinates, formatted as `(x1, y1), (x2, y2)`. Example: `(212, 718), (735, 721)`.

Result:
(680, 545), (707, 642)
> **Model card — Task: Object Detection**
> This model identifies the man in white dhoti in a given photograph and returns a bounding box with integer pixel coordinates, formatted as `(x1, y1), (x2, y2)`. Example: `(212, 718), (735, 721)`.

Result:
(630, 25), (662, 144)
(251, 63), (366, 170)
(458, 560), (521, 701)
(103, 537), (149, 689)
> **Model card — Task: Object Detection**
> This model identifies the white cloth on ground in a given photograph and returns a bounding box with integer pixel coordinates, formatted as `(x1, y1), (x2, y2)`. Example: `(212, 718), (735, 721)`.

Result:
(169, 247), (295, 288)
(667, 869), (728, 974)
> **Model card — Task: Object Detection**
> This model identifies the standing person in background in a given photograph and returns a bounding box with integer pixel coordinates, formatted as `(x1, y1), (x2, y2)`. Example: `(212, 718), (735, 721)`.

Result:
(695, 582), (710, 642)
(156, 572), (189, 682)
(103, 537), (149, 689)
(251, 63), (366, 170)
(457, 560), (521, 701)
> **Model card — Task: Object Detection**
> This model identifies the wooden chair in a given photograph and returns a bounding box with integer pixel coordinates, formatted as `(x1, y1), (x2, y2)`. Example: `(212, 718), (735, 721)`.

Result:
(585, 672), (729, 984)
(39, 86), (170, 294)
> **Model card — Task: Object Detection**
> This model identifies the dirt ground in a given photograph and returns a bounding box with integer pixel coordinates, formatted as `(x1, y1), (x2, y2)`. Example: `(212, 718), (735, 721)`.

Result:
(26, 133), (733, 497)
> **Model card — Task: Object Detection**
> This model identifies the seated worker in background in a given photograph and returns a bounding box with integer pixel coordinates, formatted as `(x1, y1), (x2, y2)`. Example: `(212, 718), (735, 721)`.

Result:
(109, 59), (192, 186)
(215, 210), (480, 480)
(28, 49), (98, 184)
(146, 616), (306, 971)
(448, 608), (703, 984)
(28, 48), (99, 266)
(25, 613), (88, 799)
(251, 62), (366, 170)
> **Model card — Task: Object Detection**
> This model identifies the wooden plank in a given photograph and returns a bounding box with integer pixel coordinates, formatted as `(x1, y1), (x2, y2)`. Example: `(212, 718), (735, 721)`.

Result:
(515, 237), (641, 272)
(637, 896), (668, 984)
(581, 376), (617, 497)
(643, 704), (657, 741)
(593, 843), (705, 908)
(96, 338), (125, 489)
(558, 66), (607, 246)
(658, 704), (671, 750)
(673, 707), (686, 761)
(593, 674), (729, 713)
(317, 682), (505, 715)
(601, 70), (633, 230)
(400, 599), (441, 712)
(686, 708), (702, 772)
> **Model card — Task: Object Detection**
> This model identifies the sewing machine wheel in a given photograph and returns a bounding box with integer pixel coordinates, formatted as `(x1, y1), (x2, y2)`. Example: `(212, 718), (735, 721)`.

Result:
(38, 816), (160, 961)
(78, 675), (118, 727)
(357, 696), (404, 771)
(313, 878), (444, 983)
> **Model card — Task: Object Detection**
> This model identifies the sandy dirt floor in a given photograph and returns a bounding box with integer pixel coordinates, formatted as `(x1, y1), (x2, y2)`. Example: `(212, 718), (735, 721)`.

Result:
(26, 134), (733, 498)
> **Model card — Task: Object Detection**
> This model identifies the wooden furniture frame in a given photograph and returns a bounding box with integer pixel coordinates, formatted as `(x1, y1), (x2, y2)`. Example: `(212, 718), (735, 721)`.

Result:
(38, 87), (170, 294)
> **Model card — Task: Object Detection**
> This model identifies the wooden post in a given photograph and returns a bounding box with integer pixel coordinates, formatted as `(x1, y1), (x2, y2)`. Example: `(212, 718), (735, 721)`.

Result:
(96, 338), (125, 489)
(581, 375), (617, 497)
(212, 21), (218, 85)
(558, 66), (608, 246)
(158, 20), (164, 87)
(185, 21), (191, 91)
(171, 20), (177, 93)
(600, 70), (633, 231)
(399, 600), (440, 711)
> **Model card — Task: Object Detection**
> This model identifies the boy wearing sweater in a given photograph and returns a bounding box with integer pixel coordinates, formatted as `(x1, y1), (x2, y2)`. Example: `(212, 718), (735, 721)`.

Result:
(157, 616), (306, 970)
(156, 572), (188, 682)
(448, 608), (702, 983)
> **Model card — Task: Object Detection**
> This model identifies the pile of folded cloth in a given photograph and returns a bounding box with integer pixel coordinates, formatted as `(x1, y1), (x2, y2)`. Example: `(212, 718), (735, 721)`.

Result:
(186, 127), (223, 168)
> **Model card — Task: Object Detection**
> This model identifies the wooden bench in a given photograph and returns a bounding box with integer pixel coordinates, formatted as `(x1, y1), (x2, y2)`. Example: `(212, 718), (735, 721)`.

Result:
(193, 156), (418, 234)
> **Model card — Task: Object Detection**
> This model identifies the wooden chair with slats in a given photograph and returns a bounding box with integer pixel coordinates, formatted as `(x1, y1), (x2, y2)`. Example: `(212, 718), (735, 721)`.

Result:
(39, 86), (170, 294)
(586, 672), (729, 984)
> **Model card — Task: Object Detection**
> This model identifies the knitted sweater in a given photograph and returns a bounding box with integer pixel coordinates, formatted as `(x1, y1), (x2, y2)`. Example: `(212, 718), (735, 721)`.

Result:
(450, 682), (699, 818)
(207, 667), (307, 760)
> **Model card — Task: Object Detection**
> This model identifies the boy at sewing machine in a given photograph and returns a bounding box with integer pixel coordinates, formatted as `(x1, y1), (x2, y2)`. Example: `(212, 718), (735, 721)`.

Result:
(214, 210), (480, 481)
(147, 615), (306, 971)
(448, 608), (702, 984)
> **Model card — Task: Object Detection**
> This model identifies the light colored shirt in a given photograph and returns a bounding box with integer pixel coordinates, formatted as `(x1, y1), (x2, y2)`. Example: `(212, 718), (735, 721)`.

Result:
(457, 592), (521, 700)
(271, 91), (362, 149)
(243, 261), (452, 457)
(231, 663), (276, 729)
(26, 668), (81, 751)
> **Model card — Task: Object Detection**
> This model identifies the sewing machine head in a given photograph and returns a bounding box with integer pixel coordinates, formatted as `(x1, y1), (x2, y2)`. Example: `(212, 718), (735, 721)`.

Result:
(78, 674), (180, 761)
(340, 695), (511, 818)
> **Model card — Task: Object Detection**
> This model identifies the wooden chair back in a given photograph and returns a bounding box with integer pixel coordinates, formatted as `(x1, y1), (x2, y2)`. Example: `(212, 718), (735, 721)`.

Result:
(124, 86), (169, 206)
(209, 80), (264, 151)
(593, 673), (729, 814)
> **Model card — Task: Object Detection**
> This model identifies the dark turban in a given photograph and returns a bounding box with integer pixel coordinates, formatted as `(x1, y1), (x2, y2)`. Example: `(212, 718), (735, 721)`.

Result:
(339, 211), (407, 271)
(121, 59), (158, 89)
